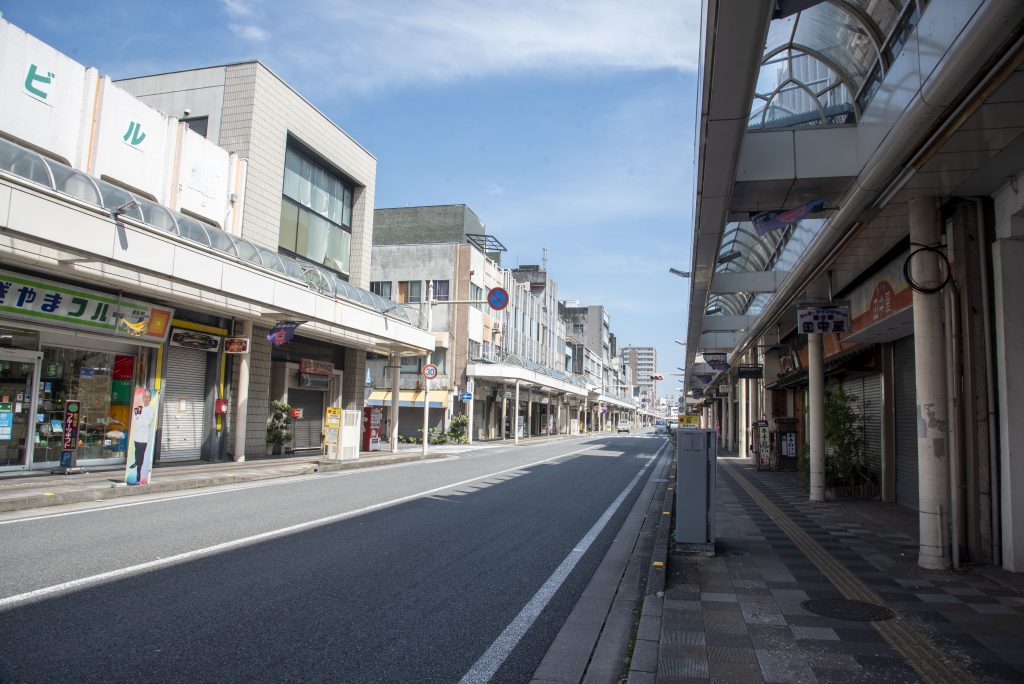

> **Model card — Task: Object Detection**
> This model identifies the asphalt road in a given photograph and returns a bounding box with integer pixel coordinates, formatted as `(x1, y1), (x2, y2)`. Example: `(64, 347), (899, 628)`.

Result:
(0, 433), (668, 683)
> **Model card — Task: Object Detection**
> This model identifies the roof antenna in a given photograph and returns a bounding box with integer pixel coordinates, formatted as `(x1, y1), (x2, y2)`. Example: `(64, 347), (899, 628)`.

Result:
(542, 247), (549, 271)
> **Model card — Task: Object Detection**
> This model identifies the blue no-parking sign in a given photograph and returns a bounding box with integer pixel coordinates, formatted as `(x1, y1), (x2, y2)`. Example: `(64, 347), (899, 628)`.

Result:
(487, 287), (509, 311)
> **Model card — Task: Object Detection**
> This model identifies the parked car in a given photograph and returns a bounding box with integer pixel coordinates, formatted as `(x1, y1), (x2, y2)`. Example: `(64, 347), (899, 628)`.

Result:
(654, 420), (668, 434)
(616, 419), (631, 433)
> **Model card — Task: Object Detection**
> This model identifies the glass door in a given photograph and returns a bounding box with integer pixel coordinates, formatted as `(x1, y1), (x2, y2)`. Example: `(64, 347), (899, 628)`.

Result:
(0, 349), (42, 469)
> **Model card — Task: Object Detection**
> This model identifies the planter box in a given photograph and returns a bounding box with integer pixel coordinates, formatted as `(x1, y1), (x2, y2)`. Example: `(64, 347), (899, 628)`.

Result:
(826, 482), (880, 499)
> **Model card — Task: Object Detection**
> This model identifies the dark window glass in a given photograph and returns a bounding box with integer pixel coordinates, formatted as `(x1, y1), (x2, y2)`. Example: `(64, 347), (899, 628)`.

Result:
(182, 116), (209, 138)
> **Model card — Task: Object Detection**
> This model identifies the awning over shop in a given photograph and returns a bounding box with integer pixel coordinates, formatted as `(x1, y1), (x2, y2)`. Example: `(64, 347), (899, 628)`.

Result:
(466, 362), (589, 398)
(366, 389), (448, 409)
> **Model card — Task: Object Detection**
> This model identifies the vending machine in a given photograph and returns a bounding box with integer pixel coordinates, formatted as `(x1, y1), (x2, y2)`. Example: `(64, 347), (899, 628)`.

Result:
(362, 406), (382, 451)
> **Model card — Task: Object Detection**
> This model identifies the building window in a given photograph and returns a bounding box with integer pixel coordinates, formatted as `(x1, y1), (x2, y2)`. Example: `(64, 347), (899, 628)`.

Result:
(470, 283), (484, 311)
(398, 281), (421, 304)
(182, 116), (209, 138)
(433, 280), (450, 301)
(370, 281), (392, 300)
(401, 356), (421, 373)
(279, 143), (354, 275)
(468, 340), (482, 360)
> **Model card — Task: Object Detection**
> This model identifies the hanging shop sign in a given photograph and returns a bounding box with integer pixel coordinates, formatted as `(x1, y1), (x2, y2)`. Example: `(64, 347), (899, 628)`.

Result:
(797, 304), (849, 334)
(224, 337), (250, 354)
(0, 269), (173, 342)
(736, 364), (764, 379)
(169, 327), (221, 352)
(299, 358), (335, 376)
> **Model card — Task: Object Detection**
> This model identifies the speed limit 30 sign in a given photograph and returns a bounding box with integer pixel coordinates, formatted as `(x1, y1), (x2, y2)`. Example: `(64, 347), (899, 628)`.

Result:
(422, 364), (439, 380)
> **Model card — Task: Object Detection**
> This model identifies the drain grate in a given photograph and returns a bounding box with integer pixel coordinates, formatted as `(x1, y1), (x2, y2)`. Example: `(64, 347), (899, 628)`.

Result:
(801, 598), (895, 622)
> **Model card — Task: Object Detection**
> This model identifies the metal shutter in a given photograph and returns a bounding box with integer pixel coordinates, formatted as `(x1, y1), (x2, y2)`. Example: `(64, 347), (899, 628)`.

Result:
(841, 374), (883, 482)
(893, 337), (919, 510)
(289, 388), (324, 451)
(161, 346), (208, 461)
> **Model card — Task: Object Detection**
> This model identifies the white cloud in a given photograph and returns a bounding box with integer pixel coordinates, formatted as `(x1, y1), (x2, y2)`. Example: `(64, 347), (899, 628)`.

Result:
(261, 0), (701, 93)
(229, 23), (268, 41)
(223, 0), (257, 17)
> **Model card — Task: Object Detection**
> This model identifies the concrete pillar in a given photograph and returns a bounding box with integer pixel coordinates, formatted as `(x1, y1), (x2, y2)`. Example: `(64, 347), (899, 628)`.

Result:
(809, 332), (826, 503)
(232, 319), (252, 462)
(723, 387), (731, 450)
(994, 229), (1024, 570)
(738, 377), (747, 458)
(514, 380), (521, 445)
(527, 390), (533, 438)
(910, 194), (951, 570)
(389, 358), (400, 453)
(501, 386), (508, 440)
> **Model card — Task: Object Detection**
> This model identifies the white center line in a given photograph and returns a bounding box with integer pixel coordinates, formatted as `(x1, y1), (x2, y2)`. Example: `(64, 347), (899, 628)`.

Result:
(0, 444), (602, 610)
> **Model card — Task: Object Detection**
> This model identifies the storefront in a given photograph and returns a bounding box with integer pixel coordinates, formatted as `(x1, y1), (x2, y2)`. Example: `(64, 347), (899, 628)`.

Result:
(0, 268), (173, 470)
(160, 321), (227, 462)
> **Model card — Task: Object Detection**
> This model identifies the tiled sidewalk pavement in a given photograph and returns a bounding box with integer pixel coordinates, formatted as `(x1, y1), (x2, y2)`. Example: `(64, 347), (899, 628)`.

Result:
(651, 456), (1024, 683)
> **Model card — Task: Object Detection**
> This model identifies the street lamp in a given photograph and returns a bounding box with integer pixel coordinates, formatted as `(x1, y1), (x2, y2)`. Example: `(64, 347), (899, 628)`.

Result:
(674, 339), (686, 346)
(668, 267), (690, 278)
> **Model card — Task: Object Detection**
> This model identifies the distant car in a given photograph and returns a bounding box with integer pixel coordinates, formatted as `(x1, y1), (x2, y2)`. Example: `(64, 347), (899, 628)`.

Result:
(654, 420), (668, 434)
(616, 420), (631, 433)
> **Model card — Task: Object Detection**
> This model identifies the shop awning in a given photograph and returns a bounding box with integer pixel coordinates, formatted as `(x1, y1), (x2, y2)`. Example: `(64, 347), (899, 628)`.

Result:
(366, 389), (448, 409)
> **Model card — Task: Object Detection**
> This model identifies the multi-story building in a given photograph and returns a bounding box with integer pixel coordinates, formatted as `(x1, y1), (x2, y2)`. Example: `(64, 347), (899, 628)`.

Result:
(621, 345), (658, 407)
(369, 205), (589, 441)
(0, 18), (431, 472)
(560, 301), (636, 429)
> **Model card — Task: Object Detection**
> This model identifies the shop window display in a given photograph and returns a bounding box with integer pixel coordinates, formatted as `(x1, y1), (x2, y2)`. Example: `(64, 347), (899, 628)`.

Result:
(34, 348), (139, 462)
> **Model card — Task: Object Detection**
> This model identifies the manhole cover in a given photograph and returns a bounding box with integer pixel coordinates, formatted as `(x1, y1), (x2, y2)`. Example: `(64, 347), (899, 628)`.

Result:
(801, 599), (894, 622)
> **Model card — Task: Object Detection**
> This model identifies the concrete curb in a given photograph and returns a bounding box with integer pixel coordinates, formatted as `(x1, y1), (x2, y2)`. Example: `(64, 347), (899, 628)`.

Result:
(627, 453), (676, 683)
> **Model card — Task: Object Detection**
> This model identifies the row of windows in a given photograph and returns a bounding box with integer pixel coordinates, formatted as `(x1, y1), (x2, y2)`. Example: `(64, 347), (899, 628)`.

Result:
(370, 280), (450, 304)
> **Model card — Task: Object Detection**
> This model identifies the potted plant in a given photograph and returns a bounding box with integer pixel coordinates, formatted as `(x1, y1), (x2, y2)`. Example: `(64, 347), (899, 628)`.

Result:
(267, 400), (293, 456)
(447, 414), (469, 444)
(797, 382), (876, 497)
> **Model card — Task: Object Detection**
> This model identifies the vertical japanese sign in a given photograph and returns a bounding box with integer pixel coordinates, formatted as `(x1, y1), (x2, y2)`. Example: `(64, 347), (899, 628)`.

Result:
(60, 400), (81, 467)
(0, 269), (173, 342)
(125, 387), (159, 485)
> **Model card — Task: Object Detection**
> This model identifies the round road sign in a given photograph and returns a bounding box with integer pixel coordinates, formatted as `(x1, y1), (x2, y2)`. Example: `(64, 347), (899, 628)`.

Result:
(487, 287), (510, 311)
(422, 363), (439, 380)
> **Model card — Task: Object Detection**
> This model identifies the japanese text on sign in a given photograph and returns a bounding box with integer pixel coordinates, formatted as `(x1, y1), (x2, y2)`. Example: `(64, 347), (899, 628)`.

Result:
(797, 306), (849, 334)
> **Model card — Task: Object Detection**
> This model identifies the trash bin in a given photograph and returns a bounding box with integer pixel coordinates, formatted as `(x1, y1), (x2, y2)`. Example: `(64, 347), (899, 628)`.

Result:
(674, 428), (716, 555)
(773, 417), (799, 471)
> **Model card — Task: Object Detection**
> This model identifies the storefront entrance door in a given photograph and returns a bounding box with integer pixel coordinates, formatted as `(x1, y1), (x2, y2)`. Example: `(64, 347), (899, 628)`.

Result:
(0, 348), (42, 469)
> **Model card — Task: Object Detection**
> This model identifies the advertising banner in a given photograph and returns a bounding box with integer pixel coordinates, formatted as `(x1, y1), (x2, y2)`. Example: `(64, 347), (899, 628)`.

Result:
(0, 269), (173, 342)
(125, 386), (159, 485)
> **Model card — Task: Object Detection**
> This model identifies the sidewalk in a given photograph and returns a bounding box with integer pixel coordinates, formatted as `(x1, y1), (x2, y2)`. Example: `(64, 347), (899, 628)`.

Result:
(631, 451), (1024, 683)
(0, 433), (582, 514)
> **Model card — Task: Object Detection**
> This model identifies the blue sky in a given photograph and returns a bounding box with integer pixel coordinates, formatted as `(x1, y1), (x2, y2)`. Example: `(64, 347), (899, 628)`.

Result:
(3, 0), (701, 395)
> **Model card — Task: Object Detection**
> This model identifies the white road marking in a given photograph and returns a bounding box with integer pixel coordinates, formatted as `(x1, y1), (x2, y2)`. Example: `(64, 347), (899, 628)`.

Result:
(0, 444), (603, 610)
(459, 441), (669, 683)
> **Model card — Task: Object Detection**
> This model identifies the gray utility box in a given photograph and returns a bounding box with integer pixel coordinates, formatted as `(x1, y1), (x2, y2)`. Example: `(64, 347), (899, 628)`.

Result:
(674, 429), (717, 555)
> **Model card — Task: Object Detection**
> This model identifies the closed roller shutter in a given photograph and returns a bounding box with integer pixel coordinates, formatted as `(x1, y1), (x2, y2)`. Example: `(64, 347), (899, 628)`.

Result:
(161, 346), (208, 461)
(289, 388), (324, 451)
(841, 374), (883, 482)
(893, 337), (918, 510)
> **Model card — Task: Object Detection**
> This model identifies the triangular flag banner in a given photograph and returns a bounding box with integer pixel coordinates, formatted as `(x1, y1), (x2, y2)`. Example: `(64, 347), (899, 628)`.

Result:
(750, 198), (825, 236)
(267, 321), (307, 346)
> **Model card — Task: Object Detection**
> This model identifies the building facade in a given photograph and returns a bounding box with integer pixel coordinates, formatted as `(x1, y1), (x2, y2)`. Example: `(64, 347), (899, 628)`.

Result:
(684, 0), (1024, 573)
(621, 345), (657, 407)
(0, 19), (431, 472)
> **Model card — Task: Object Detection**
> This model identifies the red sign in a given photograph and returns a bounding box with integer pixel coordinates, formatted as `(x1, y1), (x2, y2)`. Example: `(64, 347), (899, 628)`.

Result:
(299, 358), (334, 376)
(62, 400), (81, 451)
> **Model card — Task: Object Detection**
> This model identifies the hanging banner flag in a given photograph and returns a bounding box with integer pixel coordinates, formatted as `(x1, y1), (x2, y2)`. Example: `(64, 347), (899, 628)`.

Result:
(750, 198), (825, 236)
(694, 373), (714, 385)
(703, 353), (730, 372)
(267, 321), (307, 346)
